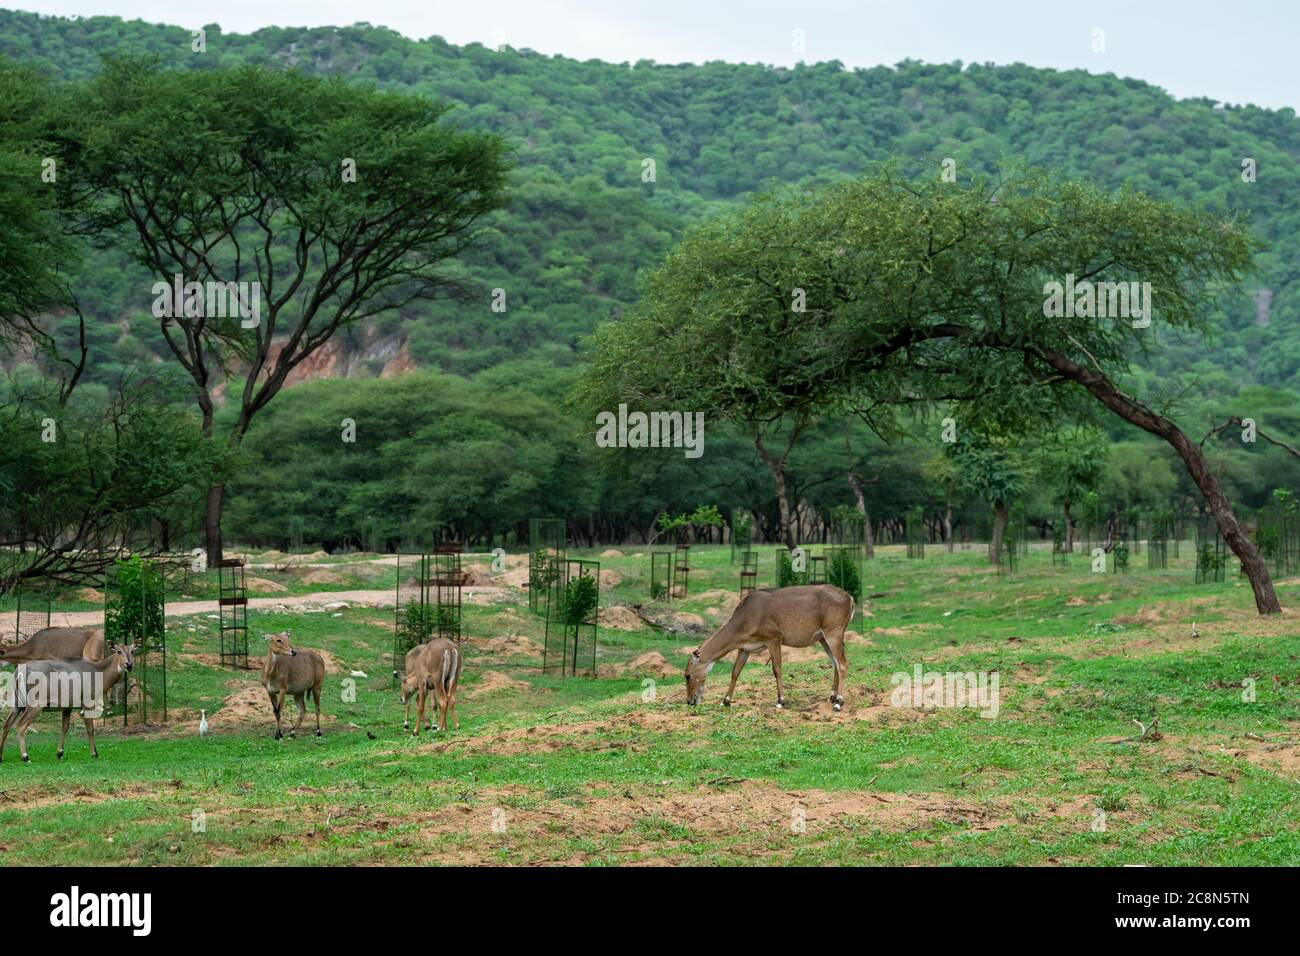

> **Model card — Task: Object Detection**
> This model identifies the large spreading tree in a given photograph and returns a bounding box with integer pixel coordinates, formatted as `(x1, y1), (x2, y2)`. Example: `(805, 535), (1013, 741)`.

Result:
(579, 166), (1281, 614)
(56, 59), (510, 561)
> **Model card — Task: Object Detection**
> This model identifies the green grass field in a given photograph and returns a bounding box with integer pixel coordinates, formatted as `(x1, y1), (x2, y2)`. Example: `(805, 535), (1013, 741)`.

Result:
(2, 544), (1297, 866)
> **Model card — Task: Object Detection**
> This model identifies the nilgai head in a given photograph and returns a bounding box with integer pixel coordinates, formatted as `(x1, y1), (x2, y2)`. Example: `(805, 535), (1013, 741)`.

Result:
(684, 649), (711, 705)
(266, 632), (297, 657)
(110, 642), (139, 671)
(394, 669), (419, 705)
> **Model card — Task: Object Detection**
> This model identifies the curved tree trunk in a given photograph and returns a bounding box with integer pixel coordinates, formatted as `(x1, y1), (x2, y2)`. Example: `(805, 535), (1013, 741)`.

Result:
(1039, 348), (1280, 614)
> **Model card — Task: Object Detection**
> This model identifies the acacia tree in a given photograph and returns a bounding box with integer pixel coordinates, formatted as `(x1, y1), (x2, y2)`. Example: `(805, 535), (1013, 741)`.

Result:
(579, 166), (1281, 613)
(58, 60), (510, 561)
(574, 191), (856, 547)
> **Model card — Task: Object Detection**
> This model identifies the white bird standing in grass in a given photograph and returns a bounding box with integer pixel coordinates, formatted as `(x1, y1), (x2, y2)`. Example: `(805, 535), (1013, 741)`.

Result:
(199, 709), (208, 736)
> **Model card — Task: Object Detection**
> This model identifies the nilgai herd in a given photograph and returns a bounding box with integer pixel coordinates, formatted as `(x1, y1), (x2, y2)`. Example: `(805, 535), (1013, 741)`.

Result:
(0, 583), (851, 762)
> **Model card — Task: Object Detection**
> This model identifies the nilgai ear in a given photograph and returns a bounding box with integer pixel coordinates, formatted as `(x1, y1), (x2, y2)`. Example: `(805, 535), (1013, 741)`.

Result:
(691, 649), (700, 660)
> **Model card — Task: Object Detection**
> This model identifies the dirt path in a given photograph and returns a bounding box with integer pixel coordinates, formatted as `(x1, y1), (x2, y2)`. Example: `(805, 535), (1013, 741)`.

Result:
(39, 587), (508, 629)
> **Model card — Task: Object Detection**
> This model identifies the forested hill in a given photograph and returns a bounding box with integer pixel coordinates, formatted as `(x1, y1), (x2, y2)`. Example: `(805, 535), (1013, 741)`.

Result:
(4, 9), (1300, 392)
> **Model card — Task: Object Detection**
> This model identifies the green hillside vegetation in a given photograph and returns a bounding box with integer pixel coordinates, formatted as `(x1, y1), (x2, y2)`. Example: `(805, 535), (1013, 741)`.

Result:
(2, 11), (1299, 548)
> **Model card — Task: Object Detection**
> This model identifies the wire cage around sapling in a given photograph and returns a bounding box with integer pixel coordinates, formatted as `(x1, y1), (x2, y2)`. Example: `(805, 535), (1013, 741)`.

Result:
(543, 560), (600, 676)
(104, 555), (168, 725)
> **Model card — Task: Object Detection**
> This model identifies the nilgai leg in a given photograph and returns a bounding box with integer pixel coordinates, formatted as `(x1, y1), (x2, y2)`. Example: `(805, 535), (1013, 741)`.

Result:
(289, 692), (307, 738)
(816, 630), (849, 710)
(268, 688), (286, 740)
(58, 709), (72, 759)
(768, 642), (786, 709)
(312, 686), (322, 737)
(0, 707), (21, 762)
(722, 649), (750, 707)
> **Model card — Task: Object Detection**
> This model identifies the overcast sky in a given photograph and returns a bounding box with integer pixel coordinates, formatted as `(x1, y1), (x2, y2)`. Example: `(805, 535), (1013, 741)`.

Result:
(14, 0), (1300, 111)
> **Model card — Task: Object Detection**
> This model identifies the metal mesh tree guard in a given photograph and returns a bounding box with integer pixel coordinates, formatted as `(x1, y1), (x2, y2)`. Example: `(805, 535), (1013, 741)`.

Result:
(825, 545), (862, 602)
(1010, 504), (1029, 556)
(1120, 506), (1141, 556)
(1148, 510), (1171, 570)
(1256, 498), (1300, 577)
(217, 559), (249, 668)
(528, 518), (566, 615)
(650, 550), (675, 600)
(430, 544), (464, 643)
(394, 547), (464, 676)
(906, 507), (925, 559)
(739, 550), (758, 595)
(807, 553), (827, 584)
(775, 547), (804, 587)
(104, 557), (167, 725)
(1052, 517), (1068, 567)
(1196, 514), (1227, 583)
(673, 543), (691, 598)
(542, 558), (600, 676)
(1111, 521), (1131, 574)
(832, 510), (866, 546)
(730, 511), (752, 565)
(9, 582), (52, 644)
(289, 514), (305, 554)
(997, 524), (1019, 575)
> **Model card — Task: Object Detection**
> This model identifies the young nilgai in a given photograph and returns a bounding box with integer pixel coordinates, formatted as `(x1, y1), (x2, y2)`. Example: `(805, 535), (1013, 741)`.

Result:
(394, 637), (462, 736)
(684, 584), (855, 710)
(261, 632), (325, 739)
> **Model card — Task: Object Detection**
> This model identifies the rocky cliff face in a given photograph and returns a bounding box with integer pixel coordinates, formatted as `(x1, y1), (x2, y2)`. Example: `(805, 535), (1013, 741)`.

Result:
(264, 330), (415, 387)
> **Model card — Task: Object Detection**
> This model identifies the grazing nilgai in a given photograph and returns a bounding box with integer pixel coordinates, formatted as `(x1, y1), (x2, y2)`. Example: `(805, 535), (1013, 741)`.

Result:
(261, 632), (325, 739)
(684, 584), (855, 710)
(0, 626), (105, 666)
(393, 637), (462, 736)
(0, 642), (136, 763)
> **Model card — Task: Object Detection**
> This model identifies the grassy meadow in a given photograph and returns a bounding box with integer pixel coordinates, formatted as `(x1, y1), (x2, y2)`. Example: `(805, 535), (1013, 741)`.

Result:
(1, 543), (1297, 866)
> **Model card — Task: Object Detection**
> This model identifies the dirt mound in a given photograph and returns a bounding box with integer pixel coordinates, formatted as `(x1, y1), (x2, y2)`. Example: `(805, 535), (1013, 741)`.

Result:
(671, 611), (708, 629)
(465, 670), (534, 699)
(470, 634), (544, 659)
(596, 651), (678, 679)
(245, 576), (289, 593)
(600, 549), (624, 558)
(77, 587), (105, 603)
(289, 550), (330, 562)
(208, 686), (270, 726)
(461, 566), (500, 587)
(299, 568), (347, 586)
(600, 570), (623, 587)
(598, 605), (645, 631)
